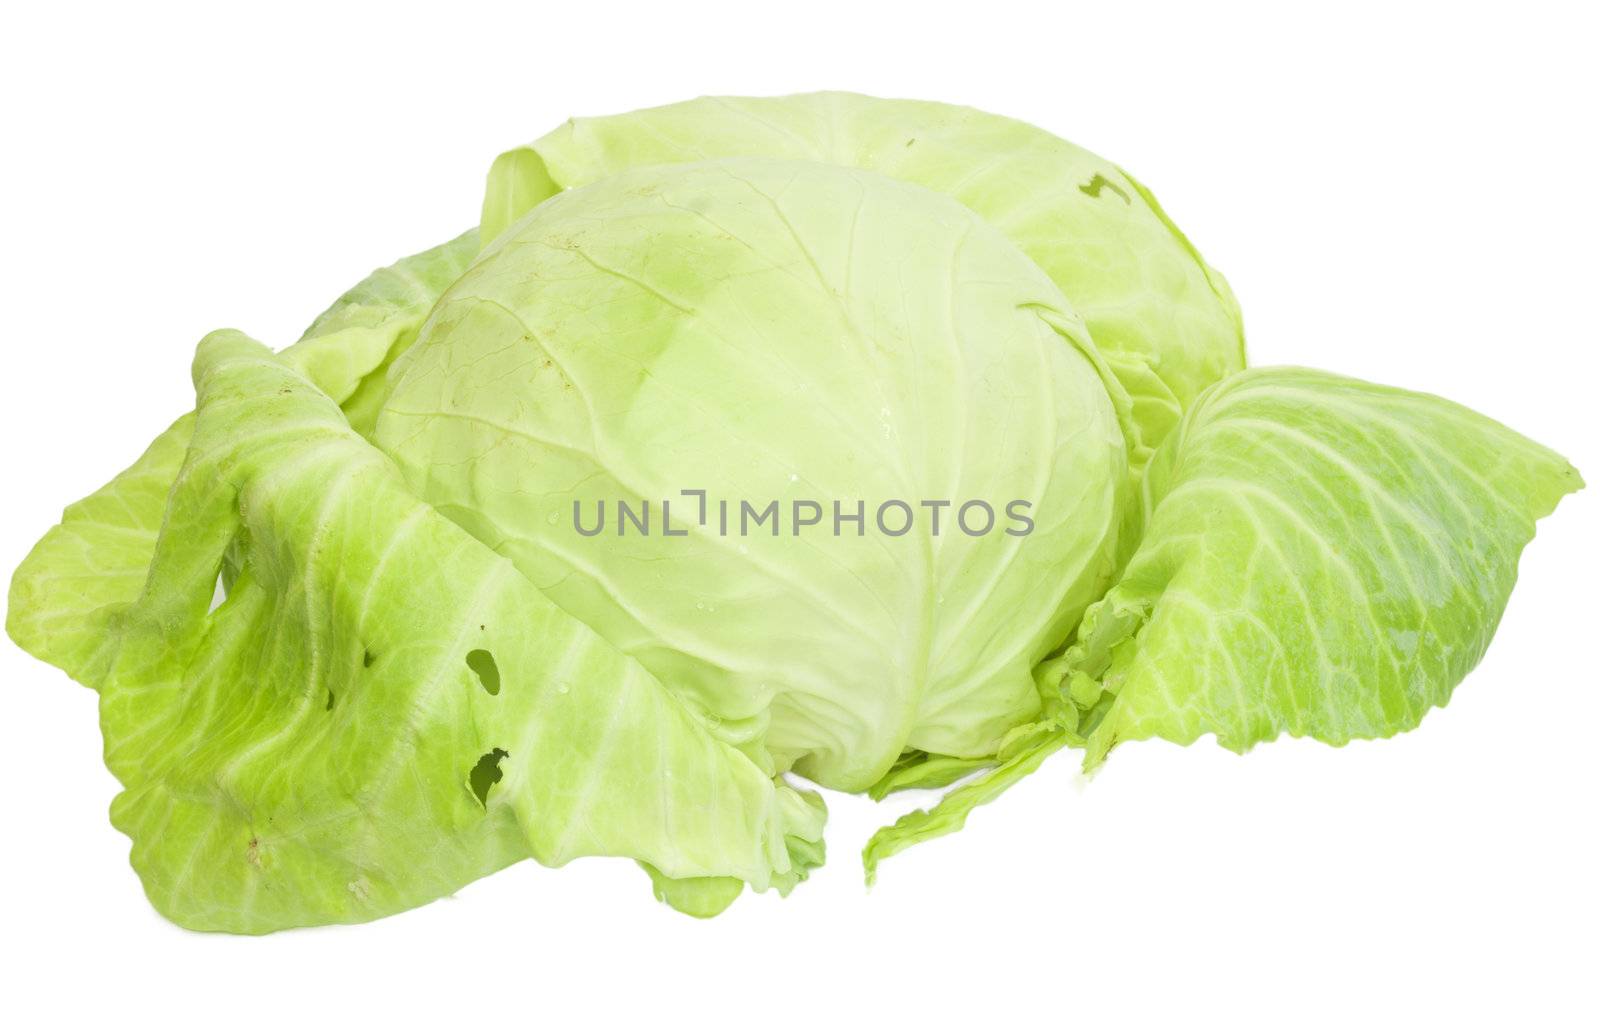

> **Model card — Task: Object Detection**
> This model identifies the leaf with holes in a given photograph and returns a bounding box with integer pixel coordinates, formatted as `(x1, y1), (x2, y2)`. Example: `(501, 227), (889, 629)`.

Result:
(74, 334), (822, 932)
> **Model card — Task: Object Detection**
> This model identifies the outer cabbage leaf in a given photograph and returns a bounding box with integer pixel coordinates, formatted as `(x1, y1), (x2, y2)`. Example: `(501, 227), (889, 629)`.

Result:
(864, 367), (1578, 869)
(8, 233), (477, 689)
(76, 331), (822, 932)
(481, 91), (1246, 458)
(1058, 367), (1582, 765)
(863, 720), (1072, 879)
(380, 158), (1130, 793)
(285, 229), (479, 436)
(7, 414), (195, 685)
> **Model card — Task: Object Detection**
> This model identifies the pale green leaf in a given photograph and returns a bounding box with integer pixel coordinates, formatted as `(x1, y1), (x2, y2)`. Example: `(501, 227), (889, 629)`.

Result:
(1049, 368), (1582, 766)
(94, 331), (824, 932)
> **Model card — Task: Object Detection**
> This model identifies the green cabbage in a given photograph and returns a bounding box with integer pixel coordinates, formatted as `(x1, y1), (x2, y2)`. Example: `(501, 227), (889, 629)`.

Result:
(6, 92), (1579, 933)
(380, 158), (1129, 794)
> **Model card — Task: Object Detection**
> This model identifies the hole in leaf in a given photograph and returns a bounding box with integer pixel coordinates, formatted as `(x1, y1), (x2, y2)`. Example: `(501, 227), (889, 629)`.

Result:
(469, 748), (509, 807)
(1079, 173), (1131, 204)
(466, 649), (500, 695)
(362, 649), (376, 669)
(325, 688), (336, 711)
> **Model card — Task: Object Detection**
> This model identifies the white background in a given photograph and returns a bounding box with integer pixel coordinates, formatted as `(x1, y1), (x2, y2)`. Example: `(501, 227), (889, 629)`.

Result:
(2, 2), (1595, 1023)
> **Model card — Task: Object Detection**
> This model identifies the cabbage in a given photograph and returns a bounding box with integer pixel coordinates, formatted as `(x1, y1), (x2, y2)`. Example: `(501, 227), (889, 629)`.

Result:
(379, 158), (1129, 793)
(6, 93), (1579, 933)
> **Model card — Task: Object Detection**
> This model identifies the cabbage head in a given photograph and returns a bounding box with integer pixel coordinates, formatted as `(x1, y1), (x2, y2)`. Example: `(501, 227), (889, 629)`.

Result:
(7, 93), (1579, 932)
